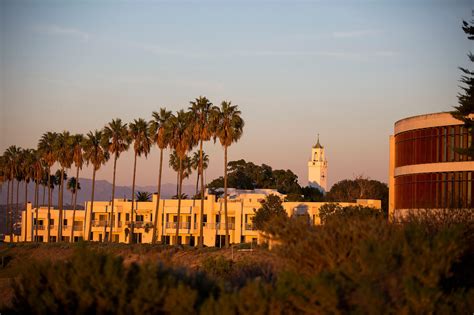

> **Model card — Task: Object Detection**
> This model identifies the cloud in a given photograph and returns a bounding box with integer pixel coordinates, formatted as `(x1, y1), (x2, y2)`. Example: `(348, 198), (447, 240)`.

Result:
(332, 29), (381, 38)
(36, 25), (90, 42)
(235, 50), (398, 59)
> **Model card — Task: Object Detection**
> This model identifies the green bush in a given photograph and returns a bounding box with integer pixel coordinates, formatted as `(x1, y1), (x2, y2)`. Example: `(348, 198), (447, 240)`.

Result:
(8, 248), (218, 315)
(5, 209), (474, 314)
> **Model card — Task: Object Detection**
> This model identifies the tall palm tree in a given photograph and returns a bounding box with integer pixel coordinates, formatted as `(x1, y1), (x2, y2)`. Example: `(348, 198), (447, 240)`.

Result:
(38, 132), (58, 242)
(67, 177), (81, 206)
(32, 152), (44, 242)
(0, 155), (7, 236)
(102, 119), (130, 242)
(14, 150), (25, 238)
(211, 101), (244, 247)
(54, 131), (74, 241)
(149, 108), (173, 244)
(168, 110), (194, 245)
(21, 149), (35, 241)
(128, 118), (152, 243)
(191, 150), (209, 198)
(189, 96), (214, 247)
(69, 134), (84, 242)
(83, 130), (110, 241)
(3, 146), (20, 239)
(169, 150), (180, 196)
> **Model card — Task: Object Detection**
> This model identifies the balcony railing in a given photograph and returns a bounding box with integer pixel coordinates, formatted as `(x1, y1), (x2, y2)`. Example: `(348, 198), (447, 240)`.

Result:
(73, 226), (83, 231)
(33, 225), (45, 230)
(92, 220), (108, 227)
(133, 221), (152, 229)
(204, 223), (235, 230)
(165, 222), (191, 229)
(244, 223), (256, 231)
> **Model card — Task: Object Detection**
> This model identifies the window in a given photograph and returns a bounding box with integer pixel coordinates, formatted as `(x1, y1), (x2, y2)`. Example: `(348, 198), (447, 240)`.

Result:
(63, 219), (68, 226)
(136, 215), (144, 222)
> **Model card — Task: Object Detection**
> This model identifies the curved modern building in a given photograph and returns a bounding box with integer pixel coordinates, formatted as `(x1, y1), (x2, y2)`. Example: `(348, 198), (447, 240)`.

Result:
(389, 112), (474, 217)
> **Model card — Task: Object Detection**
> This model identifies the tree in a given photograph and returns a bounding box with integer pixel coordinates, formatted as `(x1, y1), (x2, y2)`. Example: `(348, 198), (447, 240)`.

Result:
(69, 134), (84, 242)
(211, 101), (244, 247)
(252, 194), (287, 231)
(102, 119), (131, 242)
(38, 132), (58, 242)
(32, 150), (44, 241)
(54, 131), (74, 241)
(3, 146), (21, 239)
(452, 20), (474, 158)
(66, 177), (81, 205)
(149, 108), (173, 244)
(191, 150), (209, 199)
(135, 191), (152, 202)
(83, 130), (110, 241)
(21, 149), (35, 241)
(326, 176), (388, 215)
(168, 110), (194, 245)
(128, 118), (152, 243)
(189, 96), (214, 247)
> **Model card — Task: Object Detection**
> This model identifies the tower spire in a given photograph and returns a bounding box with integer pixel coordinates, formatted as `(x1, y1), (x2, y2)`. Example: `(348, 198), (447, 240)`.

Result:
(313, 134), (323, 149)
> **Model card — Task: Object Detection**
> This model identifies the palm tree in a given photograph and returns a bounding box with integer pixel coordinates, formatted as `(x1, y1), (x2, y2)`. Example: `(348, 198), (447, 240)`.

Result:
(128, 118), (152, 243)
(136, 191), (152, 202)
(21, 149), (35, 241)
(169, 150), (180, 196)
(149, 108), (173, 244)
(83, 130), (110, 241)
(67, 177), (81, 206)
(102, 119), (130, 242)
(14, 150), (26, 238)
(0, 155), (7, 236)
(168, 110), (194, 245)
(69, 134), (84, 242)
(32, 152), (44, 241)
(189, 96), (214, 247)
(38, 132), (58, 242)
(191, 150), (209, 198)
(3, 146), (20, 239)
(54, 131), (74, 241)
(211, 101), (244, 247)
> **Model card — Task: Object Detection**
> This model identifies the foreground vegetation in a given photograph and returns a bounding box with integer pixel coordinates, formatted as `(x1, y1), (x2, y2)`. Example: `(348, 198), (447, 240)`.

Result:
(1, 208), (473, 314)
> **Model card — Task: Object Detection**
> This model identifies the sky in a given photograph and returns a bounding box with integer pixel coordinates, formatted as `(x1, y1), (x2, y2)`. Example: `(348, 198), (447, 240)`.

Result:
(0, 0), (472, 189)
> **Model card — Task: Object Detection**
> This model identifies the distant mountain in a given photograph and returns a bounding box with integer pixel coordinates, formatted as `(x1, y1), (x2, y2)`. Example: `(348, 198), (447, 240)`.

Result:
(0, 178), (196, 206)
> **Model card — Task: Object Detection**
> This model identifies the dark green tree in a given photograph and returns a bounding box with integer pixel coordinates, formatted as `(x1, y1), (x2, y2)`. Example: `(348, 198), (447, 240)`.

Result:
(252, 194), (288, 231)
(452, 20), (474, 158)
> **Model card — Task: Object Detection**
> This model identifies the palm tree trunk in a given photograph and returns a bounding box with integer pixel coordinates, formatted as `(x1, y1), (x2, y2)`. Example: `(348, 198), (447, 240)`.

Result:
(86, 168), (96, 241)
(152, 149), (167, 244)
(195, 173), (199, 197)
(34, 180), (39, 242)
(16, 179), (19, 237)
(152, 148), (164, 244)
(42, 184), (45, 206)
(129, 151), (138, 244)
(6, 179), (10, 240)
(46, 168), (51, 242)
(199, 139), (205, 247)
(24, 181), (28, 242)
(57, 168), (64, 241)
(10, 178), (14, 240)
(175, 158), (183, 245)
(224, 145), (229, 248)
(70, 166), (79, 242)
(176, 171), (179, 197)
(108, 154), (118, 242)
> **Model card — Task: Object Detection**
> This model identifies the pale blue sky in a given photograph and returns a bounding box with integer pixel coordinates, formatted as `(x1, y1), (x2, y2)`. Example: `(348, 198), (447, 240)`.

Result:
(0, 0), (472, 188)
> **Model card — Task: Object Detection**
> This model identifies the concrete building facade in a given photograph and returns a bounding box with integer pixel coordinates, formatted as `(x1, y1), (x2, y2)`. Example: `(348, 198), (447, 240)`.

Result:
(389, 112), (474, 218)
(17, 190), (380, 246)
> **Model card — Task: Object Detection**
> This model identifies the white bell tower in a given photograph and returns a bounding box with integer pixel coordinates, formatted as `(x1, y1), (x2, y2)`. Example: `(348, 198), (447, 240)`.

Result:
(308, 134), (328, 193)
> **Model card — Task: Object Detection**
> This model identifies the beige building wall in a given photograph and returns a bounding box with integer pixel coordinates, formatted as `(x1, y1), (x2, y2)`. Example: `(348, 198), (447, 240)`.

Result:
(14, 192), (381, 246)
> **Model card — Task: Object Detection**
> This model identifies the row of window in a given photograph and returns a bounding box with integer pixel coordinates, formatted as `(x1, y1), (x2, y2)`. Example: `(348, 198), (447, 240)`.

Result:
(395, 126), (472, 167)
(394, 171), (474, 209)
